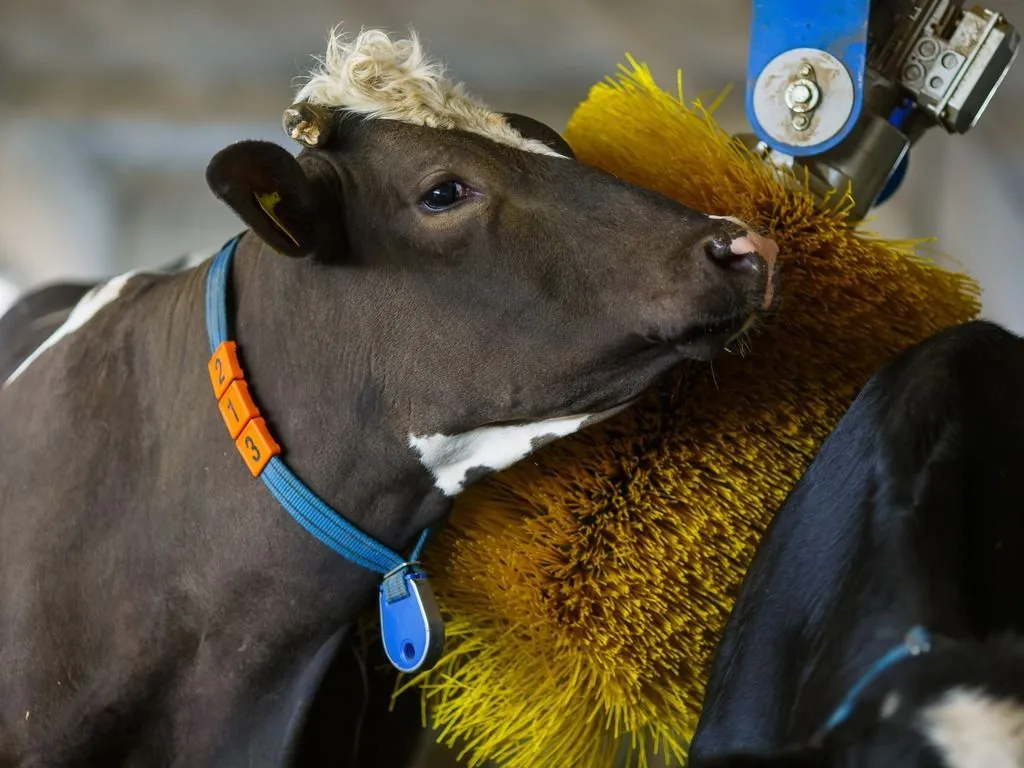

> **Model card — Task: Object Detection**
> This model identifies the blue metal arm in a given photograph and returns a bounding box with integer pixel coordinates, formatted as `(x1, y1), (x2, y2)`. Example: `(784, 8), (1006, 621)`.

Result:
(746, 0), (872, 156)
(744, 0), (1018, 215)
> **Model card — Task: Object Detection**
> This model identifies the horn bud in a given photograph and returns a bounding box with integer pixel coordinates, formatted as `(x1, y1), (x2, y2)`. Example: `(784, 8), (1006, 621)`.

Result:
(282, 102), (332, 148)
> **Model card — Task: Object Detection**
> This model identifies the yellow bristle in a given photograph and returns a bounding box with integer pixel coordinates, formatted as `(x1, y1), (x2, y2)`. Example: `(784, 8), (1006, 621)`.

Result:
(400, 57), (981, 767)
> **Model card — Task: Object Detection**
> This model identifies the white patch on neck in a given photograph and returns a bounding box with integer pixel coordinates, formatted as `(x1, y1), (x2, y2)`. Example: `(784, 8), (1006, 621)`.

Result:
(3, 269), (140, 387)
(920, 687), (1024, 768)
(294, 27), (568, 160)
(408, 402), (631, 496)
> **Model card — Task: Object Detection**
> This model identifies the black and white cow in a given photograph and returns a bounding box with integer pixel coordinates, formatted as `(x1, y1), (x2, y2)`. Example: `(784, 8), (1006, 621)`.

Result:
(0, 28), (779, 767)
(689, 319), (1024, 768)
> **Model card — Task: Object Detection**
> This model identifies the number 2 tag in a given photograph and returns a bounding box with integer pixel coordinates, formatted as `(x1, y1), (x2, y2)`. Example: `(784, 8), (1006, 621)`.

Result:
(378, 565), (445, 674)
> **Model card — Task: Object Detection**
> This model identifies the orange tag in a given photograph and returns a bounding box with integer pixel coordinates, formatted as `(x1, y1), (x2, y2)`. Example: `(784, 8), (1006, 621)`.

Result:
(209, 341), (244, 400)
(218, 380), (260, 439)
(235, 417), (281, 477)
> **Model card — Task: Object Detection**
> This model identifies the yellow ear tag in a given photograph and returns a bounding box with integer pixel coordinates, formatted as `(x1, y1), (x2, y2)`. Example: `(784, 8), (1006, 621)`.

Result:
(254, 191), (301, 248)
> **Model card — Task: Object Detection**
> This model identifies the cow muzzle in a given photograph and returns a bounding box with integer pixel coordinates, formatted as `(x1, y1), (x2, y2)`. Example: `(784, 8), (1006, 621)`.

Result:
(704, 227), (780, 313)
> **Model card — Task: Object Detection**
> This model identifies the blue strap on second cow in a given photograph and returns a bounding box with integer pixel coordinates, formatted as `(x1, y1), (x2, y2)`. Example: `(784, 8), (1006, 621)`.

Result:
(203, 234), (443, 674)
(819, 625), (933, 736)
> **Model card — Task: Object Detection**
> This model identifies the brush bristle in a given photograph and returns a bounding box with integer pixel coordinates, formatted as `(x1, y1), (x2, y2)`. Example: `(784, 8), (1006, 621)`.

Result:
(401, 57), (981, 768)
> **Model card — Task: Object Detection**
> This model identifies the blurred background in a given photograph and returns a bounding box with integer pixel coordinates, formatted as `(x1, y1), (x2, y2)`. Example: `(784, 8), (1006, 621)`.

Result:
(2, 0), (1023, 333)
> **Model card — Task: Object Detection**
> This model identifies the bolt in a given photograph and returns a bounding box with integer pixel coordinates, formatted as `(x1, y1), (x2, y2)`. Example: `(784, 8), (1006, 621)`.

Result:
(792, 114), (810, 130)
(784, 78), (821, 113)
(917, 39), (938, 59)
(903, 63), (924, 82)
(798, 63), (814, 77)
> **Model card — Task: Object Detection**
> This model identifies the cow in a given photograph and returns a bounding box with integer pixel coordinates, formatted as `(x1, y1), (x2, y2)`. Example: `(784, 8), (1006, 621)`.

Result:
(688, 319), (1024, 768)
(0, 27), (780, 768)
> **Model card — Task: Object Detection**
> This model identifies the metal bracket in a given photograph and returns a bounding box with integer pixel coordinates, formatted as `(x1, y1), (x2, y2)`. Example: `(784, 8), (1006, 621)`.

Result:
(747, 0), (872, 156)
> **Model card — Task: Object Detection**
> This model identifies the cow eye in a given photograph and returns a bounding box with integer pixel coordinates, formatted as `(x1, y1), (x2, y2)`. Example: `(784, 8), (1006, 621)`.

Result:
(421, 180), (471, 212)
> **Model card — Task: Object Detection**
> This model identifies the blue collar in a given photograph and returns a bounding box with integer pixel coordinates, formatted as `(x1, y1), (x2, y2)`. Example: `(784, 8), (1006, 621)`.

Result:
(820, 625), (933, 735)
(203, 235), (443, 674)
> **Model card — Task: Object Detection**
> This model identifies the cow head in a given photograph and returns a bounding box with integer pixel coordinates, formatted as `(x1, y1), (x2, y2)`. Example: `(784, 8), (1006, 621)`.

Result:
(204, 28), (779, 506)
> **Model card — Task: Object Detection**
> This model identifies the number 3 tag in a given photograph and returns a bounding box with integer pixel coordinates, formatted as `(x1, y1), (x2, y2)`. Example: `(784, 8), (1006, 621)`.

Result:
(379, 565), (445, 674)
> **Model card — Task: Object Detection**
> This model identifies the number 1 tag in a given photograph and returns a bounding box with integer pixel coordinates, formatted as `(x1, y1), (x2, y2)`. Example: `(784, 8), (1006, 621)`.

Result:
(379, 565), (445, 674)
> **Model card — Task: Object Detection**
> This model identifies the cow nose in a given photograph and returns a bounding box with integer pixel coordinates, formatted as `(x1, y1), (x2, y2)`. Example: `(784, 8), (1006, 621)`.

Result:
(704, 230), (778, 273)
(704, 235), (756, 270)
(703, 227), (780, 311)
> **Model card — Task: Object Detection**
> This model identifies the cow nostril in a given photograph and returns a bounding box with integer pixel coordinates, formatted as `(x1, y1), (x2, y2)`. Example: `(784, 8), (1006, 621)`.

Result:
(704, 236), (756, 271)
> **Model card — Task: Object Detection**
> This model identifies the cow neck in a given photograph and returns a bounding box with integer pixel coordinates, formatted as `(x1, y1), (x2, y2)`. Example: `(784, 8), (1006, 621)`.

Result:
(202, 234), (445, 675)
(816, 625), (933, 737)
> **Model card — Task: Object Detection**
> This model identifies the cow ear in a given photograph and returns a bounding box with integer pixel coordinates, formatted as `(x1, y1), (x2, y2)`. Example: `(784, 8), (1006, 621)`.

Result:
(205, 140), (324, 258)
(501, 112), (576, 159)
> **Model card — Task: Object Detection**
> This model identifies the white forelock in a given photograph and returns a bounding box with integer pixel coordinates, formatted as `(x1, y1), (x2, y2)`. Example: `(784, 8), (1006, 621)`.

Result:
(293, 26), (567, 159)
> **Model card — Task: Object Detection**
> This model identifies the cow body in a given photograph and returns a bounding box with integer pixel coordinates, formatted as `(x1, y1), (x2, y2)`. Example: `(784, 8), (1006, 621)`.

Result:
(0, 282), (93, 383)
(690, 319), (1024, 767)
(0, 28), (780, 767)
(0, 263), (382, 767)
